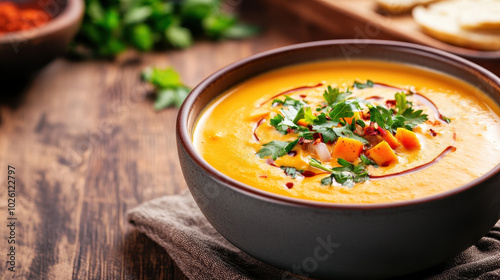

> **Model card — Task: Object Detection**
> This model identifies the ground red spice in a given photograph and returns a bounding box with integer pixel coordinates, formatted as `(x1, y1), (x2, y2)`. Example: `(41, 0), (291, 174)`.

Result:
(0, 2), (51, 35)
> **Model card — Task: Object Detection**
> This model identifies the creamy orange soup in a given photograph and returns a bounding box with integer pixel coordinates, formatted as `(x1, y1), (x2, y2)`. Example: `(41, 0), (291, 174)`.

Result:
(193, 61), (500, 203)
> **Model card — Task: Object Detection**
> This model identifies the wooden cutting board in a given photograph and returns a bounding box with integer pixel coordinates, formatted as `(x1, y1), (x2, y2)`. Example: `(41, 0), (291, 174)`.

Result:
(268, 0), (500, 60)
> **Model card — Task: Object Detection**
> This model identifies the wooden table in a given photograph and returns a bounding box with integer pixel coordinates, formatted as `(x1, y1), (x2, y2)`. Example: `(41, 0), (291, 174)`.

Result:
(0, 2), (498, 279)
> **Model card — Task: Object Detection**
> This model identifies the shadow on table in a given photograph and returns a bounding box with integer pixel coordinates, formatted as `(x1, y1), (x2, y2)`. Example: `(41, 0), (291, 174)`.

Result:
(0, 77), (32, 109)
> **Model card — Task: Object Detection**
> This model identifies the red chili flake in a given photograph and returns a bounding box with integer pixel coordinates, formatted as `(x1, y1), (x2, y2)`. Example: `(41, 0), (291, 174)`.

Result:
(288, 151), (297, 157)
(429, 129), (438, 137)
(377, 127), (387, 136)
(385, 100), (396, 107)
(299, 94), (307, 98)
(364, 126), (379, 136)
(360, 111), (371, 121)
(265, 158), (276, 166)
(313, 133), (323, 142)
(286, 182), (294, 189)
(259, 175), (268, 178)
(286, 127), (295, 134)
(433, 121), (442, 126)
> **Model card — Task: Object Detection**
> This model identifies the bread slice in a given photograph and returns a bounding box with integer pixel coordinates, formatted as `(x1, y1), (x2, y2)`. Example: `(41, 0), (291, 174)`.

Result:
(412, 0), (500, 51)
(376, 0), (441, 14)
(458, 0), (500, 31)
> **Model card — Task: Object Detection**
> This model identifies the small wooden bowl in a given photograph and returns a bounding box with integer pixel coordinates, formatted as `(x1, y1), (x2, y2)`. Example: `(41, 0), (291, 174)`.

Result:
(0, 0), (84, 83)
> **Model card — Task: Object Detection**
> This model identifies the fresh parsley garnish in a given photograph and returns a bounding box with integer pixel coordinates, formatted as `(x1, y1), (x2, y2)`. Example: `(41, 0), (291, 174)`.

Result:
(367, 93), (428, 133)
(353, 80), (374, 89)
(323, 86), (351, 105)
(257, 140), (298, 160)
(328, 100), (362, 120)
(272, 95), (306, 110)
(310, 157), (376, 188)
(142, 67), (191, 109)
(71, 0), (259, 58)
(281, 166), (300, 179)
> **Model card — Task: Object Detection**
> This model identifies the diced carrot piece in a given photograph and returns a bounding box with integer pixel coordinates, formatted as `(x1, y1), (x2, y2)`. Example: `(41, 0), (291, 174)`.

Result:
(366, 141), (398, 167)
(297, 119), (310, 127)
(381, 129), (401, 149)
(395, 127), (421, 150)
(331, 137), (364, 162)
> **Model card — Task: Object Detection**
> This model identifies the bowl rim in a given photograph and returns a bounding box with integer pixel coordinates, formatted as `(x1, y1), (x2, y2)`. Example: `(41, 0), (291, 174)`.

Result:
(0, 0), (84, 44)
(177, 39), (500, 210)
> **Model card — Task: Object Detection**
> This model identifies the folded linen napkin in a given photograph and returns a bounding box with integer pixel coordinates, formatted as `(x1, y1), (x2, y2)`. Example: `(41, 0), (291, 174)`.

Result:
(127, 191), (500, 280)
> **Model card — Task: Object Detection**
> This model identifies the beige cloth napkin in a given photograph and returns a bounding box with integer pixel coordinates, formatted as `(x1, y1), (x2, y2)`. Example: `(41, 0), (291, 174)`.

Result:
(127, 191), (500, 280)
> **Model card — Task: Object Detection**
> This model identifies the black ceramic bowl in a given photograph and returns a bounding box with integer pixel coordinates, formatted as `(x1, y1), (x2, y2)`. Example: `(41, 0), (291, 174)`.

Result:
(176, 40), (500, 279)
(0, 0), (83, 83)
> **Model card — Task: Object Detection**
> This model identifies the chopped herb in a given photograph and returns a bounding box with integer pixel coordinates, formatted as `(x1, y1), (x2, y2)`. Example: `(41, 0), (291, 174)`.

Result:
(323, 86), (351, 105)
(71, 0), (259, 58)
(395, 92), (407, 115)
(142, 67), (191, 109)
(328, 100), (362, 120)
(442, 116), (451, 123)
(332, 125), (369, 145)
(281, 166), (300, 179)
(367, 93), (428, 133)
(310, 157), (376, 188)
(272, 95), (306, 110)
(353, 80), (374, 89)
(257, 140), (298, 160)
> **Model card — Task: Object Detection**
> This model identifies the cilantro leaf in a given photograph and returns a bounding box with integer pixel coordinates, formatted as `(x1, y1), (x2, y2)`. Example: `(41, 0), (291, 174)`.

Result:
(323, 86), (351, 105)
(154, 86), (190, 110)
(368, 98), (428, 133)
(312, 156), (375, 188)
(401, 107), (428, 130)
(328, 100), (362, 120)
(71, 0), (259, 58)
(257, 140), (298, 160)
(281, 166), (299, 179)
(353, 80), (374, 89)
(272, 95), (306, 110)
(360, 154), (378, 167)
(332, 125), (368, 145)
(395, 92), (407, 115)
(142, 67), (191, 109)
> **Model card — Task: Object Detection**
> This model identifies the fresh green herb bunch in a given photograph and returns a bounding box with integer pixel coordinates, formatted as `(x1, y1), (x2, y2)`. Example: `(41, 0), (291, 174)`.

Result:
(142, 67), (191, 109)
(72, 0), (259, 58)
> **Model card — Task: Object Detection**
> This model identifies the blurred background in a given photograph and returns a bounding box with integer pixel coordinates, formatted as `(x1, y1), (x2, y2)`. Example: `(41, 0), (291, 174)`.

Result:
(0, 0), (499, 279)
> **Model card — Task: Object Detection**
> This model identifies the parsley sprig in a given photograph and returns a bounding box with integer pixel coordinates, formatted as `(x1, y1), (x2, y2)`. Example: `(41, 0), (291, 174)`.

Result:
(142, 67), (191, 109)
(256, 140), (298, 160)
(269, 86), (366, 145)
(368, 92), (428, 133)
(72, 0), (259, 58)
(310, 156), (377, 188)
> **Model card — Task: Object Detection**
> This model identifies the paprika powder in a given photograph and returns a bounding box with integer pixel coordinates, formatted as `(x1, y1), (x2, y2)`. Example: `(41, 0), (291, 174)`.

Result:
(0, 2), (52, 35)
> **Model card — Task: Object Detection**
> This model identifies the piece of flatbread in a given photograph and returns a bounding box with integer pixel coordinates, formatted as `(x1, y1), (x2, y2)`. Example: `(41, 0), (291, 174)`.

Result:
(457, 0), (500, 31)
(376, 0), (441, 14)
(412, 0), (500, 51)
